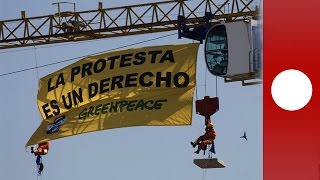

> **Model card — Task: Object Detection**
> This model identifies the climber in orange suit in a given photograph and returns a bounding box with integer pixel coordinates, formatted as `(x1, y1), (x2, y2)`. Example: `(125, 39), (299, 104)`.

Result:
(191, 118), (216, 154)
(31, 141), (49, 156)
(31, 141), (49, 175)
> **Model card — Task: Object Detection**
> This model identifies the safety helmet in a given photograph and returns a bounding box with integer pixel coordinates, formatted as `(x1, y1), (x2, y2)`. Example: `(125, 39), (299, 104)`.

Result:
(206, 123), (213, 128)
(43, 149), (48, 155)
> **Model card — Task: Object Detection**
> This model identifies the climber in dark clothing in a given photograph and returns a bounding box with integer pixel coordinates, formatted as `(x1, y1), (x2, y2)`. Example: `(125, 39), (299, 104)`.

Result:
(31, 141), (49, 175)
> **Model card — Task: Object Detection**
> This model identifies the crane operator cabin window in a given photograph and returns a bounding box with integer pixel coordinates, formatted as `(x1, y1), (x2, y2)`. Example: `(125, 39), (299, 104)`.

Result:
(205, 25), (228, 76)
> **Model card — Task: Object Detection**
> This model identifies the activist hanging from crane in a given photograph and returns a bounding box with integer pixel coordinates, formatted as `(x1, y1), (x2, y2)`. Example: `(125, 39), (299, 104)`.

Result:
(30, 141), (50, 175)
(192, 96), (225, 169)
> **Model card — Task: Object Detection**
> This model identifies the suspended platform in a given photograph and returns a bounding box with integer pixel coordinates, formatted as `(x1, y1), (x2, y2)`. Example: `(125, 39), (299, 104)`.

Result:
(193, 158), (225, 169)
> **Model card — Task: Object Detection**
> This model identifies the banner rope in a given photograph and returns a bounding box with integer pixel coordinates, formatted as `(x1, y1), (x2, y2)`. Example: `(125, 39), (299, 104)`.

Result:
(33, 45), (42, 124)
(0, 33), (177, 77)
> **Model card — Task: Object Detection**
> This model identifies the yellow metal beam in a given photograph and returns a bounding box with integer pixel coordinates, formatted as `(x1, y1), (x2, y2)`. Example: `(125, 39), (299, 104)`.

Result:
(0, 0), (259, 49)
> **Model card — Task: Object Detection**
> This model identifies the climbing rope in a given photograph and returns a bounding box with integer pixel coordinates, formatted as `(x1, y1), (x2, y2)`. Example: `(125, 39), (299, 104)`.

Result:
(33, 45), (42, 123)
(202, 153), (208, 180)
(36, 165), (42, 180)
(195, 83), (199, 101)
(202, 169), (207, 180)
(33, 45), (46, 180)
(215, 76), (218, 97)
(204, 66), (207, 96)
(33, 45), (40, 82)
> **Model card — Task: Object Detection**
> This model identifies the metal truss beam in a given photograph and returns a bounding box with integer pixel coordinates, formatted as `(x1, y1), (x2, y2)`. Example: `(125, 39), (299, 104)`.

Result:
(0, 0), (259, 49)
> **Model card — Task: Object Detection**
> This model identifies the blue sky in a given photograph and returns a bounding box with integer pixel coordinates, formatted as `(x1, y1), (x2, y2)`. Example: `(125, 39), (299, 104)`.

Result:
(0, 1), (262, 180)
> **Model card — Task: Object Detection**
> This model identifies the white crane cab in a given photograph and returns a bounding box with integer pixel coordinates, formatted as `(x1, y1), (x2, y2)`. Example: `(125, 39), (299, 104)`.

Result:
(204, 19), (262, 86)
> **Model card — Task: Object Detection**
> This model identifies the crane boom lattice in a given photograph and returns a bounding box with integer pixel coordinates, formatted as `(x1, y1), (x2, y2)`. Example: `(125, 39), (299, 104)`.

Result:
(0, 0), (259, 49)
